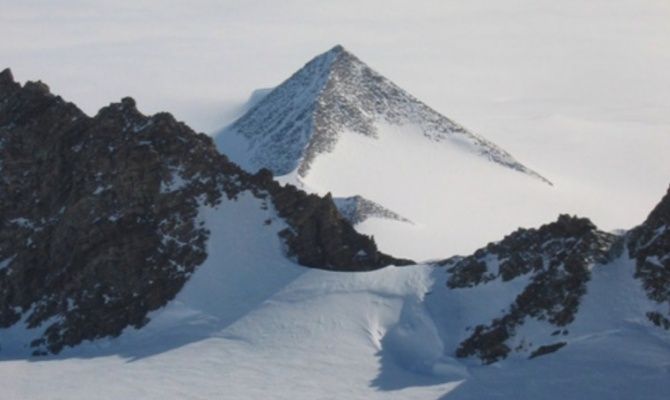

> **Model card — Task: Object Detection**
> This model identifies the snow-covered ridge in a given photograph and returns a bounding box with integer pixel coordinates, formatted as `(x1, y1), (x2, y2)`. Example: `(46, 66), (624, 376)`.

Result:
(2, 62), (668, 399)
(3, 194), (668, 400)
(217, 45), (551, 185)
(0, 69), (404, 356)
(438, 214), (619, 363)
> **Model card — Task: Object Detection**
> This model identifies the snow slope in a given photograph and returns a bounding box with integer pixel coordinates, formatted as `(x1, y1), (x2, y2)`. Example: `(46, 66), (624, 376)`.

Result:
(300, 121), (574, 260)
(2, 190), (668, 400)
(0, 190), (456, 399)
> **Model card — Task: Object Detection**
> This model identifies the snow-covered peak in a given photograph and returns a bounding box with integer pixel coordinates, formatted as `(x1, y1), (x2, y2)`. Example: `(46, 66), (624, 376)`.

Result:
(217, 46), (551, 184)
(333, 195), (411, 225)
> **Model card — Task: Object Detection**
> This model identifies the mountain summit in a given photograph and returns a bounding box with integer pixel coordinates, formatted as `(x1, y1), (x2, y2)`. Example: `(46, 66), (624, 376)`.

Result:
(217, 45), (550, 185)
(216, 46), (561, 259)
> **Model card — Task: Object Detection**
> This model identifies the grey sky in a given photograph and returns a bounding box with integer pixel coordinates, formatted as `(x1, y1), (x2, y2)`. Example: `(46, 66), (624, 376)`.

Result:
(2, 0), (668, 132)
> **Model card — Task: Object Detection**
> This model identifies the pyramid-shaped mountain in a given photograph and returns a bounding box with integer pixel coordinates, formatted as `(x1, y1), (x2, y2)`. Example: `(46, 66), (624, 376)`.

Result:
(217, 45), (550, 184)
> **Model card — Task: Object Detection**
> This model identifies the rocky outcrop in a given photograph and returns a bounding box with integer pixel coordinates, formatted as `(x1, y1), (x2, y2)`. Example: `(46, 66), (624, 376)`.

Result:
(439, 215), (618, 363)
(333, 195), (411, 225)
(0, 68), (407, 355)
(250, 172), (413, 270)
(0, 72), (220, 354)
(628, 185), (670, 329)
(436, 191), (670, 365)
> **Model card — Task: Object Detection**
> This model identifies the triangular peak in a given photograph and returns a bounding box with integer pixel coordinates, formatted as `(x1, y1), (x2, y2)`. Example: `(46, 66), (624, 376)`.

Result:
(0, 68), (15, 84)
(218, 46), (549, 185)
(327, 44), (345, 54)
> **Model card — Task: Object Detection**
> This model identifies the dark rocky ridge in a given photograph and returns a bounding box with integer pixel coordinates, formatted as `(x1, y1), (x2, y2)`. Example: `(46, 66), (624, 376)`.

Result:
(628, 185), (670, 329)
(249, 172), (411, 270)
(440, 215), (618, 364)
(333, 195), (411, 225)
(437, 187), (670, 364)
(0, 68), (410, 355)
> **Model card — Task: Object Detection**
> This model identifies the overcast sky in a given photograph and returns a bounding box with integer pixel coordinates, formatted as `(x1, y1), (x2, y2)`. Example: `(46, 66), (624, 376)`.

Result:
(2, 0), (669, 228)
(2, 0), (668, 130)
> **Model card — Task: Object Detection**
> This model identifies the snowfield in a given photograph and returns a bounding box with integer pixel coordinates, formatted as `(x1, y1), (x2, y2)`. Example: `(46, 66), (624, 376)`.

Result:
(2, 1), (670, 398)
(297, 121), (565, 260)
(2, 193), (667, 400)
(0, 193), (459, 399)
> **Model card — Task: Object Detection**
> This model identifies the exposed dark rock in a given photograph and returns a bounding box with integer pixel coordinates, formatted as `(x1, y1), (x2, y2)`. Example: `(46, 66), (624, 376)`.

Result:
(249, 175), (414, 270)
(435, 188), (670, 365)
(333, 195), (411, 226)
(442, 215), (615, 288)
(0, 68), (15, 88)
(455, 323), (512, 364)
(646, 311), (670, 330)
(628, 185), (670, 329)
(0, 69), (407, 355)
(441, 214), (618, 363)
(529, 342), (567, 359)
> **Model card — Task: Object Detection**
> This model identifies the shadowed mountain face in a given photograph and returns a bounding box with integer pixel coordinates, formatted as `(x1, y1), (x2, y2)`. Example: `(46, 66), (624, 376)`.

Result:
(217, 45), (551, 184)
(0, 68), (409, 355)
